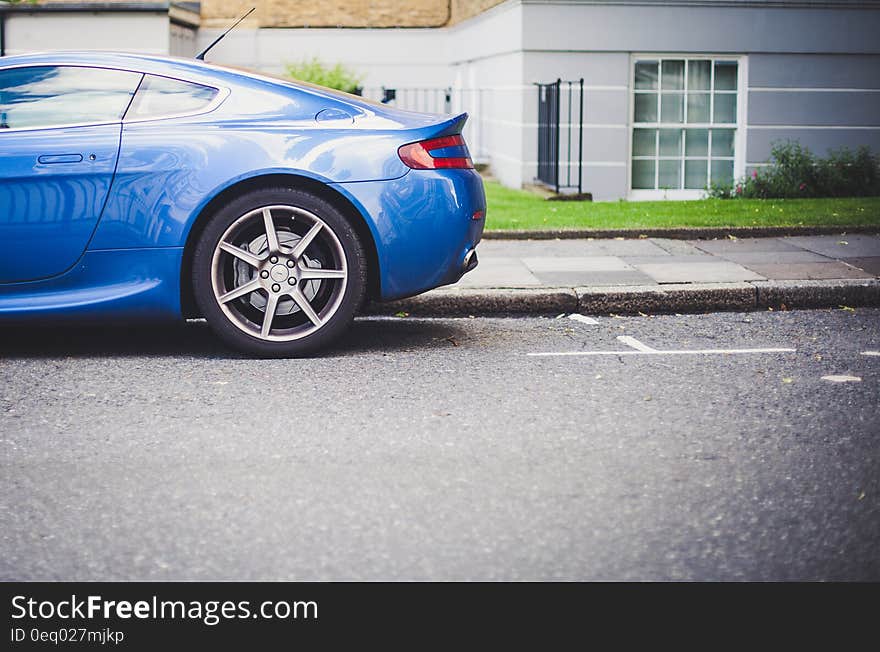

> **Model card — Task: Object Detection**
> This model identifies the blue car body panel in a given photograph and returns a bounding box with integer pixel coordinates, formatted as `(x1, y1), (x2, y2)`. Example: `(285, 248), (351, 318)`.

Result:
(330, 170), (486, 300)
(0, 51), (486, 318)
(0, 248), (183, 322)
(0, 124), (123, 283)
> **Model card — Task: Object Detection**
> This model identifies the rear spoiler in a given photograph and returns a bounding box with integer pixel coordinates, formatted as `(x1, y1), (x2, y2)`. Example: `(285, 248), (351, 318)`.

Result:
(424, 112), (469, 139)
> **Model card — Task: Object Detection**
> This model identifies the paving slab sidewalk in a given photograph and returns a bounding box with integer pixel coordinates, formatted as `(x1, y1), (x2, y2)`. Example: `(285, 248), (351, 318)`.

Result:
(368, 234), (880, 316)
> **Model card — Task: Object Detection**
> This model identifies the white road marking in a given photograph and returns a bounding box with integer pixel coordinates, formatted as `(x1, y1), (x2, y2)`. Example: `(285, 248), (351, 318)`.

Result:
(528, 347), (796, 357)
(568, 314), (599, 325)
(529, 335), (795, 357)
(616, 336), (658, 352)
(358, 315), (473, 322)
(821, 375), (862, 383)
(861, 351), (880, 357)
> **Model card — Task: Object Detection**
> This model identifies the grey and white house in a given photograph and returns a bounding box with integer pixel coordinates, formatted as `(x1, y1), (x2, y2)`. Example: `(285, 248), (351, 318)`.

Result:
(2, 0), (879, 200)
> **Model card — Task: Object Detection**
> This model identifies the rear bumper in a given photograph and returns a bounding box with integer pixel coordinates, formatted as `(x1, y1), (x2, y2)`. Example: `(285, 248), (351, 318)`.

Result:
(331, 168), (486, 301)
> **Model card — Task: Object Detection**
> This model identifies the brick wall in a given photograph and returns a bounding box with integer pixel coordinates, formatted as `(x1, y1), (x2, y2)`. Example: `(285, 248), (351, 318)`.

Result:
(26, 0), (146, 4)
(200, 0), (508, 28)
(201, 0), (448, 28)
(449, 0), (507, 25)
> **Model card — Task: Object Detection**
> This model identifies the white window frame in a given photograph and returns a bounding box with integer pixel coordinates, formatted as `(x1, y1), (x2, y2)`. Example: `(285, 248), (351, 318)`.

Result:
(627, 54), (748, 201)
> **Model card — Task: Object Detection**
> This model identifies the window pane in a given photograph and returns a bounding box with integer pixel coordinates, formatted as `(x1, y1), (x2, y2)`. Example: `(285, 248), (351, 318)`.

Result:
(126, 75), (218, 120)
(634, 93), (658, 122)
(687, 60), (711, 91)
(632, 128), (656, 157)
(660, 93), (683, 123)
(686, 93), (710, 123)
(631, 58), (739, 194)
(685, 129), (708, 156)
(0, 66), (141, 129)
(659, 129), (682, 157)
(632, 160), (655, 189)
(661, 60), (684, 90)
(714, 61), (738, 90)
(685, 160), (709, 189)
(635, 61), (659, 90)
(711, 129), (735, 157)
(713, 94), (736, 123)
(711, 159), (734, 187)
(659, 160), (681, 189)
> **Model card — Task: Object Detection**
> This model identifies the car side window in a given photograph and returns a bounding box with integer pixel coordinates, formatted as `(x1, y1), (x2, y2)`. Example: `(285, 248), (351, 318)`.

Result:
(125, 75), (219, 121)
(0, 66), (142, 130)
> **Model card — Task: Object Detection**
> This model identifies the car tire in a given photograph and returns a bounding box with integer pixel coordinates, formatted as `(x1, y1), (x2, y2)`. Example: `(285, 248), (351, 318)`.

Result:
(192, 187), (367, 357)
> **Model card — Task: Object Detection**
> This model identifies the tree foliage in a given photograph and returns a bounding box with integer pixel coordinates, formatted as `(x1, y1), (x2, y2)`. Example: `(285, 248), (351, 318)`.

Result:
(285, 58), (363, 94)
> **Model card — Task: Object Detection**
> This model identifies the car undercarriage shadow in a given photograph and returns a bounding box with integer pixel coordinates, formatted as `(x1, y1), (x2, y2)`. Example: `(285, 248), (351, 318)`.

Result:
(0, 317), (470, 360)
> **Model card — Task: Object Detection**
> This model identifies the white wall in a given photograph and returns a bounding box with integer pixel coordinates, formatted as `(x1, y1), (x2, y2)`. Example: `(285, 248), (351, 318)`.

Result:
(446, 1), (526, 187)
(3, 12), (170, 56)
(170, 22), (198, 58)
(194, 0), (530, 187)
(195, 27), (453, 88)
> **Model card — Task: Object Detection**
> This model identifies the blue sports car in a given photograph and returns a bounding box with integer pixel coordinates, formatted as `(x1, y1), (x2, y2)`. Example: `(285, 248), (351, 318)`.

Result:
(0, 51), (485, 356)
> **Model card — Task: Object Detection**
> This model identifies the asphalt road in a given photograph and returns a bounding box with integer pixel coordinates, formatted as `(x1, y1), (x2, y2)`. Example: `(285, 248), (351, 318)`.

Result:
(1, 309), (878, 581)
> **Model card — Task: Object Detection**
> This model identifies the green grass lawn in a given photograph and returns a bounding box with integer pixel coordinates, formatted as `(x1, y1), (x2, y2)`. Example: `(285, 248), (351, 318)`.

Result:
(483, 180), (880, 231)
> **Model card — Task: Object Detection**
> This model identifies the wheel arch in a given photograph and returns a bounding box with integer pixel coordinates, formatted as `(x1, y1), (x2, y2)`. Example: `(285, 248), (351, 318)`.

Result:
(180, 173), (381, 318)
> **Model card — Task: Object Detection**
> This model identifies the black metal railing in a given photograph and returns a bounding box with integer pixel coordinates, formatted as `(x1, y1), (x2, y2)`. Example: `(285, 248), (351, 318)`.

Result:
(362, 87), (452, 114)
(536, 79), (584, 194)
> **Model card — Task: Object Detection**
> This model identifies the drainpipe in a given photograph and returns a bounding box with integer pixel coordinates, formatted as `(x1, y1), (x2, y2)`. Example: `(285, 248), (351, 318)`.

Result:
(1, 11), (5, 57)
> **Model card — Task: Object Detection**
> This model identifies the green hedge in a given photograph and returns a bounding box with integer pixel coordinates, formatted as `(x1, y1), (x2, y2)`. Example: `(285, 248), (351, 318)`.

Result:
(285, 58), (363, 94)
(711, 141), (880, 199)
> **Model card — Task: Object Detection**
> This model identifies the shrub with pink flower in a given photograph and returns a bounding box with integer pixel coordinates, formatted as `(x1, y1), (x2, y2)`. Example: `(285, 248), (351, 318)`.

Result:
(709, 141), (879, 199)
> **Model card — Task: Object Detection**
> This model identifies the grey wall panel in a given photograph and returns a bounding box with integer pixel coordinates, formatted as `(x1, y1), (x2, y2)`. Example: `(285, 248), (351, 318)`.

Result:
(521, 86), (628, 125)
(582, 127), (629, 164)
(529, 1), (880, 5)
(748, 90), (880, 126)
(521, 125), (627, 167)
(523, 4), (880, 54)
(524, 51), (630, 86)
(523, 126), (627, 165)
(747, 128), (880, 162)
(5, 13), (170, 55)
(521, 86), (541, 124)
(580, 166), (629, 202)
(749, 54), (880, 88)
(582, 89), (629, 125)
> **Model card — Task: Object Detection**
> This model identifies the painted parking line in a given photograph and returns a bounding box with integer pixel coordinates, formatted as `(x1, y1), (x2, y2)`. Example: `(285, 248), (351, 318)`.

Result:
(861, 351), (880, 357)
(616, 335), (657, 352)
(568, 314), (599, 325)
(528, 335), (796, 357)
(822, 375), (862, 383)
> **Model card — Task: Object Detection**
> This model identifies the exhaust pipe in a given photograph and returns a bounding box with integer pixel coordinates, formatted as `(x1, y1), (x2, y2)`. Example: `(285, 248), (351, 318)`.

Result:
(462, 249), (479, 274)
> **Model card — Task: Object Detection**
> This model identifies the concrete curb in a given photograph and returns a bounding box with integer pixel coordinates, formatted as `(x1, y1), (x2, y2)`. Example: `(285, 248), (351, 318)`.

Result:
(575, 283), (756, 314)
(366, 287), (578, 316)
(754, 279), (880, 310)
(366, 279), (880, 316)
(483, 225), (880, 240)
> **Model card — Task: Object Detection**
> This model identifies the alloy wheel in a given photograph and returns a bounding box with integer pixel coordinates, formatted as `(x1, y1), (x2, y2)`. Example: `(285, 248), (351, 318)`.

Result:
(210, 204), (348, 341)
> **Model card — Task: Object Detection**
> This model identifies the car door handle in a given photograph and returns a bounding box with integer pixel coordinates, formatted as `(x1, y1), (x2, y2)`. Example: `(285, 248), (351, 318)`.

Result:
(37, 154), (84, 164)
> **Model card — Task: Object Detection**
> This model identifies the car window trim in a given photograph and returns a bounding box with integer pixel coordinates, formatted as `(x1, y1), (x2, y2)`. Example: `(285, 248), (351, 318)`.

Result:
(0, 63), (229, 133)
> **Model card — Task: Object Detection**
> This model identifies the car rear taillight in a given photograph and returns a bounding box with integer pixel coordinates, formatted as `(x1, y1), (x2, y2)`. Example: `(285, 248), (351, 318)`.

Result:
(398, 135), (474, 170)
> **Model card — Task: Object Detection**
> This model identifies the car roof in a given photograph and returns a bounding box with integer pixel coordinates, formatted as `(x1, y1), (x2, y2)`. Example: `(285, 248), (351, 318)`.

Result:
(3, 51), (219, 75)
(3, 51), (297, 88)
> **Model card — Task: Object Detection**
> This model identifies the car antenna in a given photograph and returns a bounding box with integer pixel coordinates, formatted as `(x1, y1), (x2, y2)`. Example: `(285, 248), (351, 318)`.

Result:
(195, 6), (256, 61)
